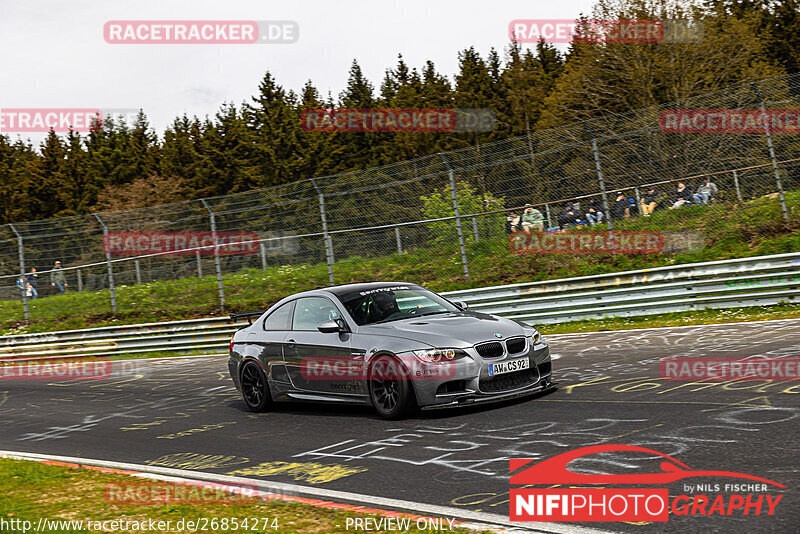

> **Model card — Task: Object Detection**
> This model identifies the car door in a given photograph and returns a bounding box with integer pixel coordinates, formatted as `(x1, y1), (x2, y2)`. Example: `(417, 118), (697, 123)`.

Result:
(283, 296), (363, 395)
(251, 300), (295, 384)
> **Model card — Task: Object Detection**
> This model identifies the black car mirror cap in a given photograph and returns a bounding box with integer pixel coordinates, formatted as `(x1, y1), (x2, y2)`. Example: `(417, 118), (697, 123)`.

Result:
(452, 300), (468, 311)
(317, 320), (342, 333)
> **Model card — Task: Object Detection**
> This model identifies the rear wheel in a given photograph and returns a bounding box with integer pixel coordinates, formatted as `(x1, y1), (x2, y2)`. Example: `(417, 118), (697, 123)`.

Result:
(369, 355), (416, 419)
(240, 360), (271, 412)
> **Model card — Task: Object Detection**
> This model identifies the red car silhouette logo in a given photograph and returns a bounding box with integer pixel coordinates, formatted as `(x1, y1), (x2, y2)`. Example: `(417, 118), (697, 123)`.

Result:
(510, 444), (786, 488)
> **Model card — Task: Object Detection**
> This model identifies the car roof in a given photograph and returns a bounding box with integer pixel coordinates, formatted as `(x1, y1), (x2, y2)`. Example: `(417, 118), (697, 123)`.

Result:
(318, 281), (421, 296)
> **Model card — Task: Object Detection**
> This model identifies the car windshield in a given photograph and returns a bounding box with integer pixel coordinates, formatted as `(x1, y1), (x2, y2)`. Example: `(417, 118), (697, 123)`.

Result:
(336, 286), (458, 326)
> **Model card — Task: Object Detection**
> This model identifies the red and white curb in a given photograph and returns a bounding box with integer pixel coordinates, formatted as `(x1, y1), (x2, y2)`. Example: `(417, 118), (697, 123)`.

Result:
(0, 450), (609, 534)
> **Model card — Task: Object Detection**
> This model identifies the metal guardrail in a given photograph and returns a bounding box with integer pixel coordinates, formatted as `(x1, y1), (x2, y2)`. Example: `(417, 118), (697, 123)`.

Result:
(1, 252), (799, 361)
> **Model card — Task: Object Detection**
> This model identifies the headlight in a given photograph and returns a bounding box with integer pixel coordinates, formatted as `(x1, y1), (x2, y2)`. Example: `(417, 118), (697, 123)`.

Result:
(413, 348), (468, 363)
(531, 330), (542, 345)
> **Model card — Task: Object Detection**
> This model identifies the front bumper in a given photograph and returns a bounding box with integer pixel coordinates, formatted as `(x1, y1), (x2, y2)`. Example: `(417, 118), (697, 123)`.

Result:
(412, 341), (553, 408)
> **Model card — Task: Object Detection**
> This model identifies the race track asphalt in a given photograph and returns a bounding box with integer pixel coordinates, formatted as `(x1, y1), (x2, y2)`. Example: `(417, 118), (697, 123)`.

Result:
(1, 319), (798, 533)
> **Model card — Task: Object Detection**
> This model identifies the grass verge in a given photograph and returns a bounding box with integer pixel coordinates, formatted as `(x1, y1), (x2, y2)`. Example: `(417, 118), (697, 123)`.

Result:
(0, 458), (486, 534)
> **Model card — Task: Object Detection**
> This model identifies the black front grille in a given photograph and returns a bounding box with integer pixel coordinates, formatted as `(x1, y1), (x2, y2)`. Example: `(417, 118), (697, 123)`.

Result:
(506, 337), (526, 354)
(475, 342), (504, 359)
(480, 367), (539, 393)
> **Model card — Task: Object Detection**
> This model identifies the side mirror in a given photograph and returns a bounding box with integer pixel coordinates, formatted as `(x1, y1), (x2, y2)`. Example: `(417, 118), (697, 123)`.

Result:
(317, 320), (342, 333)
(452, 300), (468, 311)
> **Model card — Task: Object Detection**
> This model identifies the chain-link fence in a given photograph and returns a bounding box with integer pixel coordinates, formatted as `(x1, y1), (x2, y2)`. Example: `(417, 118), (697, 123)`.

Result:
(2, 74), (800, 330)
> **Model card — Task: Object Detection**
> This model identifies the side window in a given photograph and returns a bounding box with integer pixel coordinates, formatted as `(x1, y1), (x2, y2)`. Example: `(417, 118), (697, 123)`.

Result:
(263, 301), (294, 331)
(292, 297), (341, 331)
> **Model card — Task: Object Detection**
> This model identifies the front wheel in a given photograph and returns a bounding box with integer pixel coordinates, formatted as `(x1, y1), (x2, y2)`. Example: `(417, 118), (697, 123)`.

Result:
(240, 360), (271, 412)
(368, 355), (416, 419)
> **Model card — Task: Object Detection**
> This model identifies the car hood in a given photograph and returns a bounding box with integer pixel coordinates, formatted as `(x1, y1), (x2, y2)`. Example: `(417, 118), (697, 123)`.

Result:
(357, 312), (528, 348)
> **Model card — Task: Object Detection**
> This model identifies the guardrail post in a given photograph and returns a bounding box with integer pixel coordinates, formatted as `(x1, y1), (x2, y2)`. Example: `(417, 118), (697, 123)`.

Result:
(438, 153), (470, 282)
(8, 224), (29, 320)
(201, 200), (226, 312)
(92, 214), (117, 314)
(259, 241), (268, 270)
(195, 250), (202, 277)
(733, 170), (743, 202)
(310, 179), (335, 285)
(751, 83), (789, 224)
(583, 121), (613, 231)
(77, 268), (82, 292)
(544, 204), (552, 229)
(394, 226), (402, 254)
(134, 259), (142, 285)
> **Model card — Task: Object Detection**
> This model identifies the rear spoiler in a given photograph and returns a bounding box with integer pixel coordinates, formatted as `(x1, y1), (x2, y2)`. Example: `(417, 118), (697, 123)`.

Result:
(229, 310), (267, 325)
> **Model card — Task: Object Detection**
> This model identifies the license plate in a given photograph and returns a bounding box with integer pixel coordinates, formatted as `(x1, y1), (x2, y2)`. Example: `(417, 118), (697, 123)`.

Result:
(488, 357), (530, 376)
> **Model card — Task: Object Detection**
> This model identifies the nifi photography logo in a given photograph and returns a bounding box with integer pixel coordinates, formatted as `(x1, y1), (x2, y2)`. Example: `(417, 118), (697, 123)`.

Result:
(509, 444), (785, 523)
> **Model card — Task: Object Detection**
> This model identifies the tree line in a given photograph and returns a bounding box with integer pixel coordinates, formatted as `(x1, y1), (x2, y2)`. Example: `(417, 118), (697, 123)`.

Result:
(0, 0), (797, 224)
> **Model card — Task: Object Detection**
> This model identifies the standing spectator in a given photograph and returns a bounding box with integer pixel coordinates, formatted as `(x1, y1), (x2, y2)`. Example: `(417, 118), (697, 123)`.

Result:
(610, 192), (630, 220)
(25, 282), (34, 299)
(50, 261), (68, 294)
(25, 267), (39, 299)
(692, 177), (719, 205)
(557, 202), (579, 229)
(16, 276), (26, 299)
(521, 204), (544, 232)
(640, 186), (661, 215)
(585, 197), (604, 226)
(670, 182), (693, 209)
(505, 211), (522, 234)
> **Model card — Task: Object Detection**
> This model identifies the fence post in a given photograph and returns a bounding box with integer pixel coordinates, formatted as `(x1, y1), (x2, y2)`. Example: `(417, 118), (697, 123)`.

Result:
(134, 259), (142, 285)
(751, 83), (789, 224)
(583, 121), (613, 231)
(395, 226), (402, 254)
(92, 214), (117, 314)
(438, 153), (470, 282)
(310, 179), (335, 285)
(260, 242), (268, 270)
(200, 200), (226, 312)
(545, 204), (552, 229)
(634, 187), (642, 216)
(77, 268), (82, 292)
(195, 250), (203, 277)
(8, 224), (29, 320)
(733, 170), (743, 202)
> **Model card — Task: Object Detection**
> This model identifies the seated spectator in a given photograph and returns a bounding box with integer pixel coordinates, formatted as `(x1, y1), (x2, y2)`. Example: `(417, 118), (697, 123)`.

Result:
(610, 192), (630, 220)
(640, 186), (662, 215)
(670, 182), (693, 209)
(557, 202), (579, 229)
(505, 211), (522, 234)
(692, 177), (719, 205)
(584, 197), (604, 226)
(521, 204), (544, 232)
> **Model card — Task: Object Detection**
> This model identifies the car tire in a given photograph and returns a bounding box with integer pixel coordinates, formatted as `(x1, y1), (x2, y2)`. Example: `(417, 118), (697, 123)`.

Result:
(368, 355), (416, 420)
(239, 360), (272, 412)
